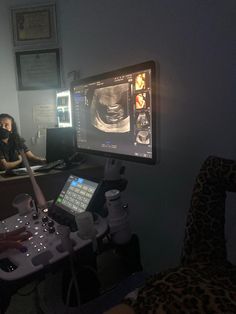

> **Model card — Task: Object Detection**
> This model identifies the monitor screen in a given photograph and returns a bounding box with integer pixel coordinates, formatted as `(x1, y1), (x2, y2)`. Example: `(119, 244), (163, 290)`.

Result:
(71, 60), (156, 164)
(46, 127), (75, 163)
(49, 174), (102, 231)
(56, 89), (72, 127)
(55, 175), (100, 215)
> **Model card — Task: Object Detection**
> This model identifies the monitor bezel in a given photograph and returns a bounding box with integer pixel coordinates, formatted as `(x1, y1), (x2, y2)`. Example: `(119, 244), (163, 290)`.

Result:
(70, 60), (157, 165)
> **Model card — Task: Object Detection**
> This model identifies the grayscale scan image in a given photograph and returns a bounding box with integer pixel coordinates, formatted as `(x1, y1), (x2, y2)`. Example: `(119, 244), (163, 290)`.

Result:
(136, 130), (150, 144)
(90, 83), (130, 133)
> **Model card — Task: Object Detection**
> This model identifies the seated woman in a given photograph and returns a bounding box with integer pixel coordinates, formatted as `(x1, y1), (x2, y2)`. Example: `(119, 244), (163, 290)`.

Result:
(105, 156), (236, 313)
(0, 113), (46, 171)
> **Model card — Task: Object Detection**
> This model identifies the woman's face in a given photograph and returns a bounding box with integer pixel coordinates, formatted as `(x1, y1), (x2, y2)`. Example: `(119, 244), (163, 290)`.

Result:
(0, 118), (13, 132)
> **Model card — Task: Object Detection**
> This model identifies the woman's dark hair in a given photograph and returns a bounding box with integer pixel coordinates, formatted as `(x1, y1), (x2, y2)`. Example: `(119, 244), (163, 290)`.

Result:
(0, 113), (18, 135)
(0, 113), (25, 146)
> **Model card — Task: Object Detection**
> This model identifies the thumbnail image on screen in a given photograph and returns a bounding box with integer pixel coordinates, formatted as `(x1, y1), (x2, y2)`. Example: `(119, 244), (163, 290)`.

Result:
(71, 61), (156, 164)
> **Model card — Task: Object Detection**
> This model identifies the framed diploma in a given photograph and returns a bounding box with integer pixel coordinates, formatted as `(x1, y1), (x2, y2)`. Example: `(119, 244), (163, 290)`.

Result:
(16, 48), (61, 90)
(11, 3), (57, 47)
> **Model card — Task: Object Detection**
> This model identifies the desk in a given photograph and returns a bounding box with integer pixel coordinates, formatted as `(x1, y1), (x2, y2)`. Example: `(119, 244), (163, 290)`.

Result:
(0, 164), (104, 220)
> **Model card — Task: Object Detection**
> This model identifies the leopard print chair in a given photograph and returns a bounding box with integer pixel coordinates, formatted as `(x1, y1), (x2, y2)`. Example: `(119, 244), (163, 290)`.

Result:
(106, 156), (236, 314)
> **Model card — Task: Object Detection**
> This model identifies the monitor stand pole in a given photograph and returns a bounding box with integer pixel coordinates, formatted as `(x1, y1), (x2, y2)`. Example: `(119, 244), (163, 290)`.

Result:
(104, 158), (125, 181)
(93, 158), (128, 217)
(103, 158), (128, 195)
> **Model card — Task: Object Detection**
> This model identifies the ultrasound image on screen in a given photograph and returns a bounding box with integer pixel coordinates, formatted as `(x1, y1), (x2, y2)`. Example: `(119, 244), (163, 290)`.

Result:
(136, 112), (150, 128)
(71, 61), (156, 163)
(136, 130), (150, 144)
(90, 83), (130, 133)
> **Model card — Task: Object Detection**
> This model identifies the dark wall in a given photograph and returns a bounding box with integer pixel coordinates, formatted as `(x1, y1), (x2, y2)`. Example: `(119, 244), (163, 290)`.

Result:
(6, 0), (235, 273)
(56, 0), (235, 272)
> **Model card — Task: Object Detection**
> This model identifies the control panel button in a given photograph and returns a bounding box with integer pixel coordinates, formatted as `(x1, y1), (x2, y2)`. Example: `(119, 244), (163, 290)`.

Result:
(0, 258), (17, 272)
(42, 216), (48, 223)
(48, 220), (54, 227)
(19, 246), (28, 253)
(49, 226), (55, 234)
(32, 213), (38, 220)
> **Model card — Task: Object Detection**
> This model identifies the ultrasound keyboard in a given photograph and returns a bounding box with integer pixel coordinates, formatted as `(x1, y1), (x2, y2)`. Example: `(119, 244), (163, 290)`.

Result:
(49, 175), (102, 231)
(60, 179), (96, 213)
(0, 209), (107, 281)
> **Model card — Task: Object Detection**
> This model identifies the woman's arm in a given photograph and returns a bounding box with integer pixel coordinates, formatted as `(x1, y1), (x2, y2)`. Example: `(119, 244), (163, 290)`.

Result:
(25, 150), (46, 164)
(0, 155), (22, 170)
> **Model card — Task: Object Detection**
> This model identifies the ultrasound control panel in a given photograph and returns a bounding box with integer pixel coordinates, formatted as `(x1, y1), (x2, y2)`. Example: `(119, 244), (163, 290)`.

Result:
(0, 174), (107, 281)
(49, 175), (102, 231)
(0, 204), (107, 281)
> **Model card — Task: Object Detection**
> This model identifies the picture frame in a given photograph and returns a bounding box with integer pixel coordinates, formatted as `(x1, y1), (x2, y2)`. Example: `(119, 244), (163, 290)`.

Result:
(11, 3), (57, 47)
(16, 48), (61, 90)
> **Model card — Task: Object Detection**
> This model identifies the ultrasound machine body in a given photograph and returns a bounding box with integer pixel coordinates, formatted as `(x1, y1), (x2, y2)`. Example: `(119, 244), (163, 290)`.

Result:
(0, 174), (107, 283)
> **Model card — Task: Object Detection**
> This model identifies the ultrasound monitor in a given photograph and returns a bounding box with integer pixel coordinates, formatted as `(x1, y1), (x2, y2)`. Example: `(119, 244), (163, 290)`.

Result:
(46, 127), (75, 163)
(71, 60), (157, 164)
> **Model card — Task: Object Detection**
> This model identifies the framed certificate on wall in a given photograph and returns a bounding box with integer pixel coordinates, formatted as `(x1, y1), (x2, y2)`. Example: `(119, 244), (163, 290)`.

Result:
(16, 48), (61, 90)
(11, 3), (57, 47)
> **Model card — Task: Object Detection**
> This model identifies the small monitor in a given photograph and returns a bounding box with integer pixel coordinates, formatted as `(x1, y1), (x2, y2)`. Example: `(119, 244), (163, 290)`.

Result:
(55, 175), (100, 215)
(71, 60), (157, 164)
(49, 175), (101, 230)
(56, 90), (72, 127)
(46, 127), (75, 163)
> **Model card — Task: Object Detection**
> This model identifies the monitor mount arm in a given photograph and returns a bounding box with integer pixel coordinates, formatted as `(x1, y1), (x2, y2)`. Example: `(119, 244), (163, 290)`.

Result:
(104, 158), (125, 181)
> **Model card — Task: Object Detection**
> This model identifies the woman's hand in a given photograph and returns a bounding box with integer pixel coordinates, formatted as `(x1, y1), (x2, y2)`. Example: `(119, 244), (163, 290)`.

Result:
(0, 227), (32, 252)
(39, 157), (47, 164)
(25, 151), (46, 164)
(17, 154), (22, 163)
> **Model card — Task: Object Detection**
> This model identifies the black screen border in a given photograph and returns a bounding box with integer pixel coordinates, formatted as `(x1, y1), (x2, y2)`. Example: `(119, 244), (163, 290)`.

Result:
(46, 127), (76, 163)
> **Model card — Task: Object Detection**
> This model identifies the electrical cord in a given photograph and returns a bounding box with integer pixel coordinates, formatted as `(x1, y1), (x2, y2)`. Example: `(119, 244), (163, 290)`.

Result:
(64, 263), (99, 314)
(65, 254), (81, 314)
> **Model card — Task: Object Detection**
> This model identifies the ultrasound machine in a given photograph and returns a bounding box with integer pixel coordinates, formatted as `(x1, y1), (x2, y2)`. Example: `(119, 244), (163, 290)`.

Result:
(0, 60), (157, 312)
(0, 175), (106, 281)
